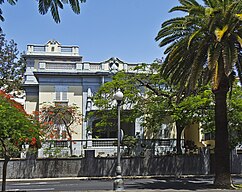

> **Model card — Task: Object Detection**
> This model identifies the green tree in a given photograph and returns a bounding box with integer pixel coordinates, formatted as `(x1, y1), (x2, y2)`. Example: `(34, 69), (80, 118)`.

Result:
(201, 82), (242, 150)
(0, 0), (86, 24)
(0, 32), (25, 93)
(89, 71), (142, 138)
(39, 104), (81, 155)
(227, 83), (242, 148)
(0, 90), (42, 192)
(135, 69), (213, 154)
(155, 0), (242, 188)
(92, 64), (212, 154)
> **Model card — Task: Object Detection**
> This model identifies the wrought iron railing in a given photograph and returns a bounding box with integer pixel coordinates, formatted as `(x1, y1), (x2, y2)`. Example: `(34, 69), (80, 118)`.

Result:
(35, 139), (184, 158)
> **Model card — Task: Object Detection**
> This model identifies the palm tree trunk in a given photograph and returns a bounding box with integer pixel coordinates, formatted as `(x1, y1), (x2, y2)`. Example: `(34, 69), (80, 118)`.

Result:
(213, 75), (232, 188)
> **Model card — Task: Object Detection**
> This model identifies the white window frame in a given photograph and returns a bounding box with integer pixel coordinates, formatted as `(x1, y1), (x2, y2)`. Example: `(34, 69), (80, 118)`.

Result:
(55, 85), (68, 102)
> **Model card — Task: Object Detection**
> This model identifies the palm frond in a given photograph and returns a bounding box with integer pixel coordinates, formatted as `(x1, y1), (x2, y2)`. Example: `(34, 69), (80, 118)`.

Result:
(155, 25), (185, 41)
(179, 0), (195, 7)
(38, 0), (85, 23)
(0, 8), (4, 22)
(38, 0), (51, 15)
(161, 17), (186, 28)
(188, 40), (209, 90)
(236, 14), (242, 21)
(6, 0), (17, 5)
(189, 5), (206, 16)
(158, 0), (241, 94)
(208, 43), (222, 70)
(69, 0), (80, 14)
(50, 1), (61, 23)
(214, 25), (228, 42)
(158, 34), (183, 47)
(222, 41), (232, 76)
(237, 35), (242, 47)
(202, 0), (216, 8)
(187, 0), (200, 6)
(169, 6), (189, 13)
(187, 29), (201, 49)
(212, 61), (220, 90)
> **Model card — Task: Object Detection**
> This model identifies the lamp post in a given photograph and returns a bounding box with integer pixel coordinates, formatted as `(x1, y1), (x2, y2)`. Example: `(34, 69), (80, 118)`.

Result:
(113, 89), (124, 191)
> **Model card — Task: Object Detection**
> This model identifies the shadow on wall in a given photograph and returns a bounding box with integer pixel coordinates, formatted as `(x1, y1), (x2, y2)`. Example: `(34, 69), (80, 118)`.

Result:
(0, 148), (212, 179)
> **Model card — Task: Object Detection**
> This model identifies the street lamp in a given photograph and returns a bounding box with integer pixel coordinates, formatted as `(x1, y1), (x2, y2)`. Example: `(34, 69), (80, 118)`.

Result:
(113, 89), (124, 191)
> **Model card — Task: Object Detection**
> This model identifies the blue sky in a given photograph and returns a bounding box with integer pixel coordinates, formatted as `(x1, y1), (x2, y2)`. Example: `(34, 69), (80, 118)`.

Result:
(1, 0), (181, 63)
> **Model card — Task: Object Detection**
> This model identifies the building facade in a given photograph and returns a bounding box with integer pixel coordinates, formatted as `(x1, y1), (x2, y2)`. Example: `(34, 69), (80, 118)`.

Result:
(23, 40), (143, 142)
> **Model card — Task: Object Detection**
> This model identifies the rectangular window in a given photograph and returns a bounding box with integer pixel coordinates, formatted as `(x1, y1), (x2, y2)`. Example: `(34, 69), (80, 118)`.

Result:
(55, 86), (68, 101)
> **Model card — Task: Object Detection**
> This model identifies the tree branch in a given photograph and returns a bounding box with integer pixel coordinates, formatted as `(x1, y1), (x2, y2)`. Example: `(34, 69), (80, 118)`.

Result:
(136, 78), (171, 98)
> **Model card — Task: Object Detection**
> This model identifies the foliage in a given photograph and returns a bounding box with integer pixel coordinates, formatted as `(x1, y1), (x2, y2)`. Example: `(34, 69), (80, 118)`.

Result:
(39, 103), (82, 140)
(91, 64), (213, 139)
(156, 0), (242, 93)
(38, 0), (86, 23)
(0, 0), (86, 24)
(122, 135), (137, 156)
(201, 82), (242, 149)
(155, 0), (242, 187)
(0, 32), (26, 93)
(228, 83), (242, 148)
(89, 71), (143, 137)
(0, 90), (42, 154)
(0, 90), (42, 191)
(43, 146), (64, 158)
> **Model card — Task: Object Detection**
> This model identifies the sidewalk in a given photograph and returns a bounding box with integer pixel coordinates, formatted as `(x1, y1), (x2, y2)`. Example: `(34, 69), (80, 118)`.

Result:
(5, 175), (242, 192)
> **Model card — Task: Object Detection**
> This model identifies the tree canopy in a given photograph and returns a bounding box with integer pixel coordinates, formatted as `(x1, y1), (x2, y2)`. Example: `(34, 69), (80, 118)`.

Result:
(39, 103), (82, 155)
(91, 64), (214, 153)
(0, 90), (41, 153)
(155, 0), (242, 188)
(39, 103), (81, 140)
(0, 90), (42, 191)
(0, 32), (25, 93)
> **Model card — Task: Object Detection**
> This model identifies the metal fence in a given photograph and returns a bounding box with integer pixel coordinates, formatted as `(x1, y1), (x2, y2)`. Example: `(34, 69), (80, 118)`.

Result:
(0, 139), (185, 159)
(35, 138), (183, 158)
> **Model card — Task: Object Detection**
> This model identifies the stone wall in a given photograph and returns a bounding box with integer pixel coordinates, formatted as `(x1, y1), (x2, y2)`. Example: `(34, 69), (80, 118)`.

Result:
(0, 149), (210, 179)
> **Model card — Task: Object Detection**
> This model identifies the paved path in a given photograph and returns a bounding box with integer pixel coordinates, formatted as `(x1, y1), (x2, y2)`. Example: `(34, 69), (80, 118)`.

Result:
(3, 176), (242, 191)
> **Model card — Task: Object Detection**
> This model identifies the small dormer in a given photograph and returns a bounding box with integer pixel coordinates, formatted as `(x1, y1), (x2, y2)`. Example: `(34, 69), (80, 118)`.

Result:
(46, 40), (61, 53)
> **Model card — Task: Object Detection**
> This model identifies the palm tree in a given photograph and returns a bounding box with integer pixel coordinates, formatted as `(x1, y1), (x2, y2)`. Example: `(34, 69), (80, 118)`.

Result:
(156, 0), (242, 188)
(0, 0), (85, 23)
(38, 0), (86, 23)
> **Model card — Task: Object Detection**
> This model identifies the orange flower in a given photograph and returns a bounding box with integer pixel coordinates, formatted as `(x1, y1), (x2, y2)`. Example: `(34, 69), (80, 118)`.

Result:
(33, 111), (39, 115)
(49, 134), (54, 139)
(30, 137), (37, 145)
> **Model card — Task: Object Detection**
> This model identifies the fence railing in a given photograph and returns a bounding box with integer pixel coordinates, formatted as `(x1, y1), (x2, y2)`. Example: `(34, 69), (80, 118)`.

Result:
(0, 139), (185, 159)
(34, 138), (183, 158)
